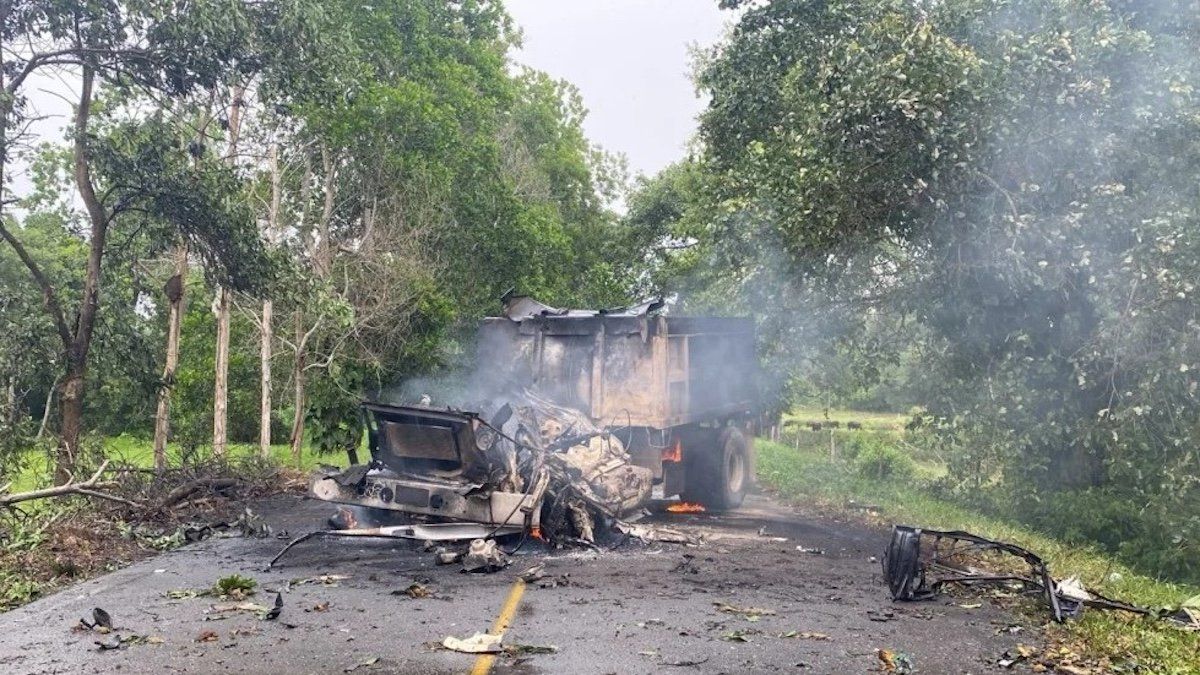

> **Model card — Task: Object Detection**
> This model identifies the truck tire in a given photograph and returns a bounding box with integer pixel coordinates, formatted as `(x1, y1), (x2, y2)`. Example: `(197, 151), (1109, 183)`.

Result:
(683, 426), (751, 510)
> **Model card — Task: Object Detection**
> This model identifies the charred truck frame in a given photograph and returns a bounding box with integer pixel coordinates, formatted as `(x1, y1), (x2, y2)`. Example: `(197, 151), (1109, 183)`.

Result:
(310, 296), (758, 540)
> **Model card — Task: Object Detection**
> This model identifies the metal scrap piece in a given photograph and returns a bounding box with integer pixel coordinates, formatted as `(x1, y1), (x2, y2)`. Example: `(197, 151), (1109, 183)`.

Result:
(882, 525), (1184, 625)
(461, 539), (508, 573)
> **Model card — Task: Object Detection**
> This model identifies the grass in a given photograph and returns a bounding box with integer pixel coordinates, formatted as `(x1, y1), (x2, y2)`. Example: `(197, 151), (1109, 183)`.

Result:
(756, 433), (1200, 674)
(784, 406), (909, 431)
(7, 434), (346, 494)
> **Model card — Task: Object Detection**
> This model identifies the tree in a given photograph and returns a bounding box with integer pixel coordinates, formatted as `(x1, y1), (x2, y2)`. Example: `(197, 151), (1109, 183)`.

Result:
(678, 0), (1200, 580)
(0, 0), (270, 478)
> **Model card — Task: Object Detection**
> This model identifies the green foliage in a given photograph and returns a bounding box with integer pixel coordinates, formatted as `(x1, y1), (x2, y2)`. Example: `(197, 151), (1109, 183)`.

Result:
(0, 573), (40, 611)
(92, 116), (279, 294)
(214, 574), (256, 597)
(643, 0), (1200, 582)
(840, 433), (917, 481)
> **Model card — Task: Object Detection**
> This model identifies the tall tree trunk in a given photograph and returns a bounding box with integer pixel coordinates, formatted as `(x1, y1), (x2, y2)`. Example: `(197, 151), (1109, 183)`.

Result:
(58, 65), (105, 482)
(259, 299), (273, 457)
(289, 310), (306, 466)
(213, 287), (231, 456)
(58, 360), (85, 481)
(259, 143), (281, 458)
(288, 154), (315, 467)
(152, 244), (188, 469)
(213, 84), (245, 457)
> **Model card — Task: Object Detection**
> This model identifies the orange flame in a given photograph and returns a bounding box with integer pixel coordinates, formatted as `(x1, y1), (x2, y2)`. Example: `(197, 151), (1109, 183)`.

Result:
(662, 438), (682, 463)
(667, 502), (706, 513)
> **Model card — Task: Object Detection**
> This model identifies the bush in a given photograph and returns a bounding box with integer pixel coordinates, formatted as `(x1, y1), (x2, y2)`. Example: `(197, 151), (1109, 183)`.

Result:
(1019, 488), (1200, 584)
(853, 441), (916, 481)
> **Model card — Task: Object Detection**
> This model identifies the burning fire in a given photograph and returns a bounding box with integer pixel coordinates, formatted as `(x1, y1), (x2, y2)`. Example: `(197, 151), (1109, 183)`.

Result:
(667, 502), (706, 513)
(661, 439), (682, 463)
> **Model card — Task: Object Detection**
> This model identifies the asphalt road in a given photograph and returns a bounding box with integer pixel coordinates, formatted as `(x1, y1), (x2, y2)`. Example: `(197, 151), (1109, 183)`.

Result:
(0, 493), (1035, 674)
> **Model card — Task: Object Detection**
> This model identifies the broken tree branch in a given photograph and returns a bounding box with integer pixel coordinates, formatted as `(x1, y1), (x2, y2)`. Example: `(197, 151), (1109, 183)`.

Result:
(160, 478), (239, 509)
(0, 461), (140, 508)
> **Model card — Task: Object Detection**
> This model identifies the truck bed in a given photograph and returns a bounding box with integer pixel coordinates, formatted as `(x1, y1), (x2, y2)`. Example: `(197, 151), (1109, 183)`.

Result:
(479, 297), (757, 430)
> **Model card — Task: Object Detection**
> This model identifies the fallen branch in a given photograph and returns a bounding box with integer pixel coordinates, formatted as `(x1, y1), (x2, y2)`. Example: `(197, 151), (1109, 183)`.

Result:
(160, 478), (239, 508)
(0, 461), (141, 509)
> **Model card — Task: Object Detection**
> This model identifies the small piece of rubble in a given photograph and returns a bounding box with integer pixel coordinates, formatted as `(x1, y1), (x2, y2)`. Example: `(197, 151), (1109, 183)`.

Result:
(461, 539), (508, 573)
(442, 632), (502, 654)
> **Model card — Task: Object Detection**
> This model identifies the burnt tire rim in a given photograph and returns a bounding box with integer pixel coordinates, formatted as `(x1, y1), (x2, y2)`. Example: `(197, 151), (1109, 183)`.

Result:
(726, 444), (746, 494)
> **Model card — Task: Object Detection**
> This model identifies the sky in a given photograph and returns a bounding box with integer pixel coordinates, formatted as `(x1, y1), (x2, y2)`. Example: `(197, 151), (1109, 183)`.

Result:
(505, 0), (732, 179)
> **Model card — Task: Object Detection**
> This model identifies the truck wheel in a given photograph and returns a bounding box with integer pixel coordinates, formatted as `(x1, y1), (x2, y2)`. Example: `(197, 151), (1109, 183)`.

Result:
(683, 426), (750, 510)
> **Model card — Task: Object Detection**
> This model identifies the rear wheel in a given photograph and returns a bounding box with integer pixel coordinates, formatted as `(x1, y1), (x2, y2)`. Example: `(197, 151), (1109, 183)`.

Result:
(682, 426), (751, 510)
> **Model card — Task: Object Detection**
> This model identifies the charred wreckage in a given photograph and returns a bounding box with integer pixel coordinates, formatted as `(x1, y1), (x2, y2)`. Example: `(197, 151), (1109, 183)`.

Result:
(272, 295), (759, 567)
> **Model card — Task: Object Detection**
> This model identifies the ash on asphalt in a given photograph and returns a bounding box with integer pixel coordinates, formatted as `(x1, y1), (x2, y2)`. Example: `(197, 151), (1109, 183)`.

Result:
(0, 491), (1036, 674)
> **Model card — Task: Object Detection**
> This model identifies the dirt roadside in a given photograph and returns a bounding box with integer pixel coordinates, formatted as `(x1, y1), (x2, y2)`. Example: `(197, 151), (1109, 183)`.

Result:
(0, 492), (1035, 674)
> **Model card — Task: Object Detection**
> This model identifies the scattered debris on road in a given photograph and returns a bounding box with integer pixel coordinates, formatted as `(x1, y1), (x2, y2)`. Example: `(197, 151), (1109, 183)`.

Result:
(394, 582), (431, 598)
(615, 521), (699, 546)
(883, 525), (1200, 629)
(288, 573), (349, 588)
(518, 563), (545, 583)
(461, 538), (509, 573)
(877, 648), (914, 674)
(441, 632), (502, 654)
(714, 601), (776, 619)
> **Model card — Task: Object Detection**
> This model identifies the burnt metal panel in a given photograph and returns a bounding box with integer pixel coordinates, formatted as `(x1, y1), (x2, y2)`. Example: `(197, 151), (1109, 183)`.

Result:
(380, 420), (459, 462)
(475, 309), (757, 430)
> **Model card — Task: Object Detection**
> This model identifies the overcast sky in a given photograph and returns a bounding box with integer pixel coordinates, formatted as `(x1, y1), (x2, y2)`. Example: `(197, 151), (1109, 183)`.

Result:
(505, 0), (731, 179)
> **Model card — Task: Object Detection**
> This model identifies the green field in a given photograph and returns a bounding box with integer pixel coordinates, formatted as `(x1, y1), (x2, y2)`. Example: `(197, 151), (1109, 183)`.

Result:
(783, 407), (909, 432)
(756, 432), (1200, 674)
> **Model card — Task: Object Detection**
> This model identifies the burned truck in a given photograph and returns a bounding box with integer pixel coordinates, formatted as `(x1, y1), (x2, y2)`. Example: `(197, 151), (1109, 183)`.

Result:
(310, 296), (757, 543)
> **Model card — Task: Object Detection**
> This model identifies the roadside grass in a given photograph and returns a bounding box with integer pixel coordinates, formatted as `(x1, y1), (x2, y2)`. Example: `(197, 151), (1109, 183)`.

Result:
(784, 407), (909, 431)
(756, 435), (1200, 674)
(8, 435), (345, 494)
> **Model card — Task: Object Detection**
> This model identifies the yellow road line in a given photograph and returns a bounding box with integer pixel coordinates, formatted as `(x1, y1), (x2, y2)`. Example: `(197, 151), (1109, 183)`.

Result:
(468, 579), (527, 675)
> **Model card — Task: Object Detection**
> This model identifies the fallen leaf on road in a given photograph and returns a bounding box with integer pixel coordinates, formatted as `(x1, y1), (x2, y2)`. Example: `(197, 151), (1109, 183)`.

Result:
(393, 583), (430, 599)
(720, 628), (761, 642)
(957, 603), (983, 609)
(309, 602), (329, 612)
(866, 609), (896, 622)
(211, 601), (269, 614)
(778, 631), (830, 640)
(877, 648), (914, 674)
(442, 632), (502, 654)
(196, 630), (219, 643)
(290, 574), (349, 588)
(714, 601), (776, 618)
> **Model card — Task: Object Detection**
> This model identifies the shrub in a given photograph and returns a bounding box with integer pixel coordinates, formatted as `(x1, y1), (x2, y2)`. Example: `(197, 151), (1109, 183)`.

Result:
(853, 442), (916, 481)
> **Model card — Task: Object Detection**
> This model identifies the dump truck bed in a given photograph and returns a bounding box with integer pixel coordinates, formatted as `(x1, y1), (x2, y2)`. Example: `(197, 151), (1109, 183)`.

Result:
(480, 298), (757, 430)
